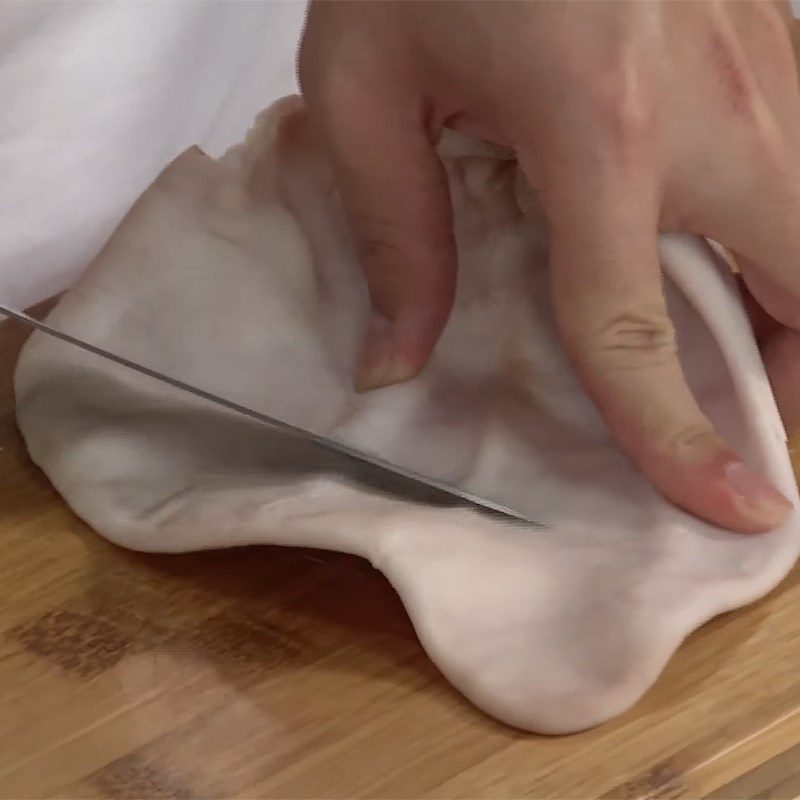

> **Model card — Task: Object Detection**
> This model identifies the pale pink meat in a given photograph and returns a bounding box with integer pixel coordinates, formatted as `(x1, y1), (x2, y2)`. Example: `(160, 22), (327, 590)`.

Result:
(14, 97), (800, 733)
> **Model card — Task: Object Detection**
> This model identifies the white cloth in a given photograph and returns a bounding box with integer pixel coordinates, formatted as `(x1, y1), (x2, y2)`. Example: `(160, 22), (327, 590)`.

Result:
(15, 98), (800, 734)
(0, 0), (305, 309)
(1, 0), (799, 311)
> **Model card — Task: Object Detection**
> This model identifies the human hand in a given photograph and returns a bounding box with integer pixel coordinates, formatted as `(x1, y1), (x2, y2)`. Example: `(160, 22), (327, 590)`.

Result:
(299, 0), (800, 533)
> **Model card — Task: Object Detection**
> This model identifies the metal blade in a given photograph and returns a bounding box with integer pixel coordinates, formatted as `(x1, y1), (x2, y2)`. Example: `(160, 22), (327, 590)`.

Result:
(1, 302), (542, 527)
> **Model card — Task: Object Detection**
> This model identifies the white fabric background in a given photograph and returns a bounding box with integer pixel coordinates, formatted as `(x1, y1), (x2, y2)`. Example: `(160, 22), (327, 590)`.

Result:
(0, 0), (305, 309)
(2, 0), (799, 311)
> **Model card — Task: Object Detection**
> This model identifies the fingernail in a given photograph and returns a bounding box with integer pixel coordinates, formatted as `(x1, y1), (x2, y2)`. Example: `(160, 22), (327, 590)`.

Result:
(355, 312), (418, 392)
(724, 461), (792, 525)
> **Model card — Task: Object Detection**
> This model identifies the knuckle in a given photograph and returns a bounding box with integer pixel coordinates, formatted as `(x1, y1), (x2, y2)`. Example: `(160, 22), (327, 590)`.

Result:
(588, 63), (656, 163)
(359, 250), (406, 317)
(354, 215), (406, 272)
(353, 217), (451, 317)
(589, 307), (677, 371)
(351, 215), (410, 306)
(654, 422), (719, 460)
(706, 25), (764, 123)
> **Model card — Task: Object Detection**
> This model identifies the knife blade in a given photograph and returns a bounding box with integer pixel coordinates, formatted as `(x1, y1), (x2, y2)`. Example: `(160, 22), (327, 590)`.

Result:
(1, 302), (542, 527)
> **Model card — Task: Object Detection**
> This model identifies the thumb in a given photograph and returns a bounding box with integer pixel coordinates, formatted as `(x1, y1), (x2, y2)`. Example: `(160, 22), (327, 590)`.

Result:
(316, 81), (456, 391)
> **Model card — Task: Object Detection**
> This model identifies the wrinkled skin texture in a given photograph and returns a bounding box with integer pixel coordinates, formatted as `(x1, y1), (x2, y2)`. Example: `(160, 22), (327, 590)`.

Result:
(299, 0), (800, 534)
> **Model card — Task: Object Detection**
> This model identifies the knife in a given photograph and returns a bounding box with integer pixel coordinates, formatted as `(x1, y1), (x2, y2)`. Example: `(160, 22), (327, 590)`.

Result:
(0, 302), (542, 527)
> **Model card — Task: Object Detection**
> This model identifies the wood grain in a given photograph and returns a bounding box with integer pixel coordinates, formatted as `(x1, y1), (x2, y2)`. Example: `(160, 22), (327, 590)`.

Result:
(8, 18), (800, 787)
(709, 743), (800, 800)
(3, 17), (800, 798)
(1, 302), (800, 800)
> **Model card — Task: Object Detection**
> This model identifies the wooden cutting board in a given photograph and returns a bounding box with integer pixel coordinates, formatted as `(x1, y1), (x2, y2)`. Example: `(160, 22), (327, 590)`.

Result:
(1, 301), (800, 800)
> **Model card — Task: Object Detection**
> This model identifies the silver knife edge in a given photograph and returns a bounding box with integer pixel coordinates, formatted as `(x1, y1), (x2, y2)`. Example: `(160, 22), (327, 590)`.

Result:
(1, 303), (541, 527)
